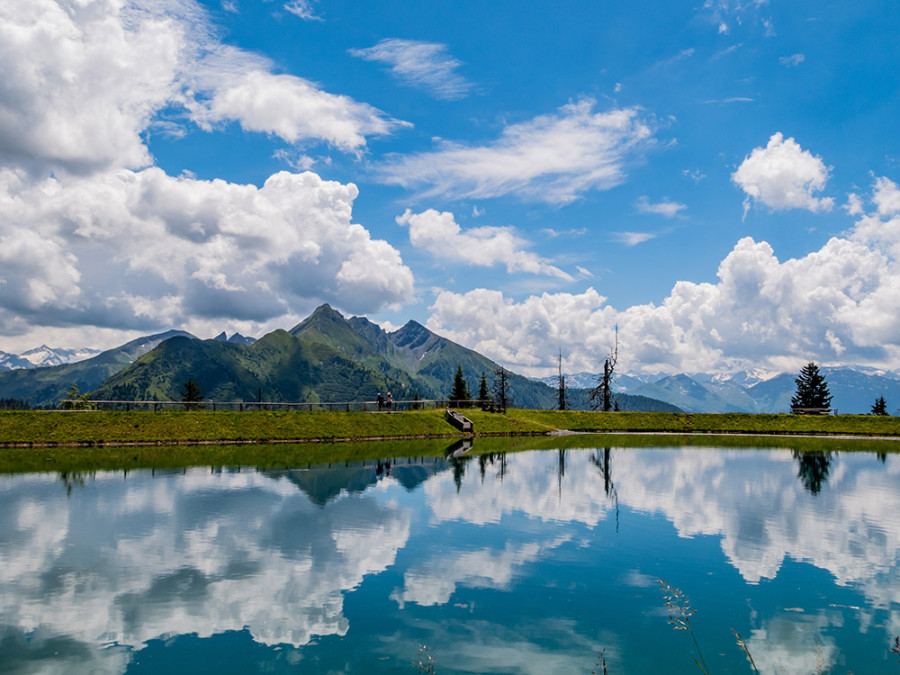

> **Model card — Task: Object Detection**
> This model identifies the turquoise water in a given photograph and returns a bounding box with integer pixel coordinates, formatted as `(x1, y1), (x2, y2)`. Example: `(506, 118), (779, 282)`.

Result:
(0, 443), (898, 673)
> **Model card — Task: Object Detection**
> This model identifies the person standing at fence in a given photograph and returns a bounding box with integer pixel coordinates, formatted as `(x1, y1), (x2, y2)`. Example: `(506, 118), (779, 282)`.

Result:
(386, 393), (393, 411)
(377, 393), (384, 411)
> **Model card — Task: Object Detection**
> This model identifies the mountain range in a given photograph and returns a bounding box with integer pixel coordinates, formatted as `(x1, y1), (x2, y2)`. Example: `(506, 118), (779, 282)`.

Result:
(0, 345), (102, 371)
(0, 305), (679, 411)
(0, 331), (193, 407)
(542, 368), (900, 415)
(91, 305), (678, 411)
(6, 304), (895, 413)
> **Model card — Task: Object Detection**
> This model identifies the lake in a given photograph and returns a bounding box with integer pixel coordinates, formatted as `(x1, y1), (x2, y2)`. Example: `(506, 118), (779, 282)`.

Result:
(1, 438), (898, 673)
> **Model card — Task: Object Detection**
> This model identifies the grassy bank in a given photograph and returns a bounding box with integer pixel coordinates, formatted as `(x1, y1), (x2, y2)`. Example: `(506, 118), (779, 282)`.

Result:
(0, 408), (554, 447)
(2, 430), (898, 476)
(519, 410), (900, 436)
(3, 408), (900, 448)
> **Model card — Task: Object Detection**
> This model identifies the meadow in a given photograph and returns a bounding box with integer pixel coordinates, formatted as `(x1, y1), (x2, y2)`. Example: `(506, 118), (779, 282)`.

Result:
(3, 408), (900, 449)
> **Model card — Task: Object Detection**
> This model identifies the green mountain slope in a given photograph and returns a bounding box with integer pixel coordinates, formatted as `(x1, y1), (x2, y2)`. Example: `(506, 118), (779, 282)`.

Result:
(0, 330), (193, 407)
(91, 330), (415, 404)
(292, 306), (560, 408)
(289, 305), (428, 398)
(4, 304), (679, 412)
(90, 305), (678, 411)
(566, 388), (683, 413)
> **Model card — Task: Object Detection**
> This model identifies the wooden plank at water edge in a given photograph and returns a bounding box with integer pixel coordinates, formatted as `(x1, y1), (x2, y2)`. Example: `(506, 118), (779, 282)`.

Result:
(445, 409), (473, 432)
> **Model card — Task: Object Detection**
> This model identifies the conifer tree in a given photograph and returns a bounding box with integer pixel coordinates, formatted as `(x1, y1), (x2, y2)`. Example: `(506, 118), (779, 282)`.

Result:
(557, 349), (568, 411)
(181, 379), (204, 410)
(449, 364), (470, 407)
(790, 362), (832, 411)
(477, 372), (489, 409)
(871, 396), (888, 415)
(61, 383), (93, 410)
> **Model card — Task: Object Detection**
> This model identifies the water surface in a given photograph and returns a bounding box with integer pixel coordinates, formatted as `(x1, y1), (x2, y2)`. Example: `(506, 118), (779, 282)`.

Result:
(1, 440), (898, 673)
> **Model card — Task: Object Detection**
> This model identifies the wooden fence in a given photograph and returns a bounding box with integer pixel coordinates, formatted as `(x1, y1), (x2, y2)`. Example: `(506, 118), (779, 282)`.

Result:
(58, 399), (492, 412)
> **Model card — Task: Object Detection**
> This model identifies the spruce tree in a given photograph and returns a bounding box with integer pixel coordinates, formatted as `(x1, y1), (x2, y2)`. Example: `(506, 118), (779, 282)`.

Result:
(477, 372), (489, 409)
(181, 379), (205, 410)
(557, 349), (568, 411)
(61, 383), (93, 410)
(790, 362), (832, 411)
(449, 365), (470, 407)
(871, 396), (888, 415)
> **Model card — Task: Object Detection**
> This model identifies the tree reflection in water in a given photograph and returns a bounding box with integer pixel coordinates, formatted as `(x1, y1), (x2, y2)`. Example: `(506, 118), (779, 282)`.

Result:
(591, 447), (619, 531)
(792, 450), (832, 495)
(477, 452), (507, 484)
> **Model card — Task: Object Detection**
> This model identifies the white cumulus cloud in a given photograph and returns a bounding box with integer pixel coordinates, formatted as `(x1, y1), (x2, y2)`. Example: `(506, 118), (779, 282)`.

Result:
(0, 0), (401, 177)
(0, 168), (414, 336)
(378, 99), (655, 205)
(732, 132), (834, 217)
(873, 175), (900, 217)
(0, 0), (183, 174)
(187, 51), (405, 152)
(425, 178), (900, 376)
(0, 0), (415, 347)
(349, 38), (473, 100)
(427, 288), (619, 370)
(396, 209), (572, 280)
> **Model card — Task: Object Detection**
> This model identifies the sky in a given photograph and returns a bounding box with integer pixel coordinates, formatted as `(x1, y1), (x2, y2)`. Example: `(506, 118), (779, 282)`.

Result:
(1, 0), (899, 378)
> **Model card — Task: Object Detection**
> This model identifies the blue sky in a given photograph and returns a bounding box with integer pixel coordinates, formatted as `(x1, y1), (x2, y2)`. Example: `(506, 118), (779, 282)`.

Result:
(1, 0), (899, 377)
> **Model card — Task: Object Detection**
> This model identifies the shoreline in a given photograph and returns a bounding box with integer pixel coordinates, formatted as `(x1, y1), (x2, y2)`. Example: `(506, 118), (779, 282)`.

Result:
(5, 427), (900, 449)
(3, 408), (900, 451)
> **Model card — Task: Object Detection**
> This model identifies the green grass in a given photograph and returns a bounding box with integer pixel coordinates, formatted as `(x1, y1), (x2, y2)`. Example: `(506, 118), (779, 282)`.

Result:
(3, 409), (900, 449)
(510, 410), (900, 436)
(2, 410), (899, 475)
(0, 408), (560, 447)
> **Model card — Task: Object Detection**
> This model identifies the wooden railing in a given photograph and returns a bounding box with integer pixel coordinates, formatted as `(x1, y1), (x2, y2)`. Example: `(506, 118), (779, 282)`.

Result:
(58, 399), (493, 412)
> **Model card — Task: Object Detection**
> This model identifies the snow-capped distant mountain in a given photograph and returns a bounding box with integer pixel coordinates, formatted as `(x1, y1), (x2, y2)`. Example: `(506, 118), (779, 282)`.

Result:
(0, 351), (33, 371)
(535, 371), (597, 390)
(610, 373), (654, 392)
(535, 371), (652, 391)
(534, 365), (900, 414)
(0, 345), (103, 370)
(16, 345), (102, 368)
(693, 368), (782, 388)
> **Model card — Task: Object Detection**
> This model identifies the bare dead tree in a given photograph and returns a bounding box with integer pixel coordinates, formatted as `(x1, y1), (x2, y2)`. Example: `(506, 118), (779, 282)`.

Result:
(590, 326), (618, 412)
(492, 365), (511, 413)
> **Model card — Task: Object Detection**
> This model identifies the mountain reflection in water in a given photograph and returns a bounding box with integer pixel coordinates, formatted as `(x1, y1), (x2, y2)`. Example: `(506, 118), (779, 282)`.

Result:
(0, 441), (897, 674)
